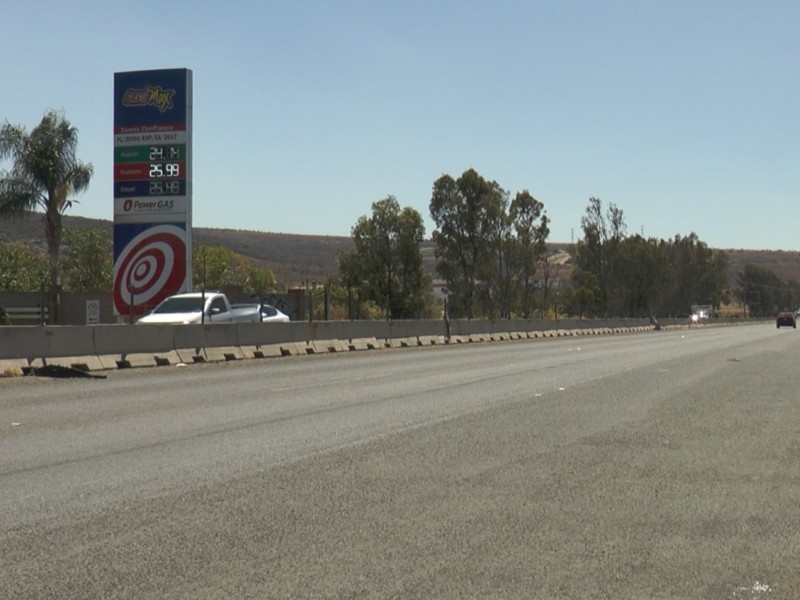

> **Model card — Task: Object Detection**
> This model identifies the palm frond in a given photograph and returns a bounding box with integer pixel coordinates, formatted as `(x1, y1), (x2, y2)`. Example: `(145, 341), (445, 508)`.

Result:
(0, 176), (37, 215)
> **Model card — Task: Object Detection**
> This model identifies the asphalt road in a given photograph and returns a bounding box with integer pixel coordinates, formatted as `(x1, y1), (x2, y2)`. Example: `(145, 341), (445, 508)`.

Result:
(1, 324), (798, 599)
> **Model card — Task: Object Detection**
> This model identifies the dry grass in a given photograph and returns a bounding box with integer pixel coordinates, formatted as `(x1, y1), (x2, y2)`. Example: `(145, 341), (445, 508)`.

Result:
(717, 302), (750, 318)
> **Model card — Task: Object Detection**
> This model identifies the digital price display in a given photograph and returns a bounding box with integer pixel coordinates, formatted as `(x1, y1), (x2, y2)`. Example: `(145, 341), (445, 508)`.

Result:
(147, 145), (183, 193)
(114, 144), (186, 194)
(149, 145), (182, 161)
(149, 179), (182, 195)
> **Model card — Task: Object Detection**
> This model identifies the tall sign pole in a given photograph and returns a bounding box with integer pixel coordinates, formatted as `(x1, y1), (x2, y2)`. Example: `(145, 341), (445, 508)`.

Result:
(113, 68), (193, 319)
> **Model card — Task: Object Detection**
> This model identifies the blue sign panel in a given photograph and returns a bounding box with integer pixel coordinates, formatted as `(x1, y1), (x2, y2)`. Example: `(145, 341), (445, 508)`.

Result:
(114, 69), (189, 130)
(113, 68), (192, 317)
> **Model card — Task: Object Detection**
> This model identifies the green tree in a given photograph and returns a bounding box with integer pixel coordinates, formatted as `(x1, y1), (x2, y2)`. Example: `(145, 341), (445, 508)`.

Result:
(616, 235), (669, 317)
(394, 204), (430, 317)
(429, 169), (506, 318)
(536, 250), (559, 317)
(339, 196), (428, 319)
(481, 200), (514, 319)
(737, 264), (793, 316)
(663, 233), (729, 316)
(193, 245), (276, 294)
(0, 110), (93, 288)
(571, 199), (729, 318)
(244, 264), (277, 296)
(510, 190), (549, 317)
(0, 235), (48, 291)
(59, 228), (112, 292)
(572, 197), (627, 316)
(194, 245), (246, 290)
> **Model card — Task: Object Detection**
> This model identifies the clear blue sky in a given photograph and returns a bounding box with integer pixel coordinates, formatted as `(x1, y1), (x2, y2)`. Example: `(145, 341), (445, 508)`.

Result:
(3, 0), (799, 249)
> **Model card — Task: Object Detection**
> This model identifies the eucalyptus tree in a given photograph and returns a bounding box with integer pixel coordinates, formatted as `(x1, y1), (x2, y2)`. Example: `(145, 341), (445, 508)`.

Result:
(482, 201), (514, 319)
(339, 196), (428, 318)
(572, 197), (627, 316)
(510, 190), (549, 317)
(0, 110), (93, 289)
(480, 189), (550, 319)
(429, 169), (505, 318)
(663, 233), (729, 315)
(737, 264), (790, 317)
(616, 235), (669, 317)
(393, 203), (430, 316)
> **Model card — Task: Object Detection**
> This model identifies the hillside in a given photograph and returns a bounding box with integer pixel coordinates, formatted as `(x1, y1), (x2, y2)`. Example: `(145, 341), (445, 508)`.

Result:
(2, 213), (800, 287)
(0, 214), (352, 285)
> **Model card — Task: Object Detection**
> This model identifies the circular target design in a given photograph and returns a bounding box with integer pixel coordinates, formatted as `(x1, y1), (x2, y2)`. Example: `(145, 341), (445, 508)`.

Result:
(113, 224), (187, 314)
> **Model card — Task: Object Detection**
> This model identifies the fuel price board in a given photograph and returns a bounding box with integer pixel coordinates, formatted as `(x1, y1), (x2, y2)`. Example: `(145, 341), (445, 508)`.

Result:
(113, 68), (193, 317)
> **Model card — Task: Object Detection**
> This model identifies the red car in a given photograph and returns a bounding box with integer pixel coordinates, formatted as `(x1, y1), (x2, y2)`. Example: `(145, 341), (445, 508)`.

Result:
(776, 312), (796, 328)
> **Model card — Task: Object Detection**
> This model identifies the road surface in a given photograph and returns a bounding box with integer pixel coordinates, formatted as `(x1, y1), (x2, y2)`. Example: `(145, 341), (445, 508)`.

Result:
(1, 324), (798, 599)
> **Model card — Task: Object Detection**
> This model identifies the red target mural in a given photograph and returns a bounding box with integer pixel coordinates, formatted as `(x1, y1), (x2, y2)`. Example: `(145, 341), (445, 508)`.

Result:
(113, 223), (187, 315)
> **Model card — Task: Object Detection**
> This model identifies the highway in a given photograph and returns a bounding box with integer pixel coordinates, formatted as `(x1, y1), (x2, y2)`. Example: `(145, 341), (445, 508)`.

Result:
(1, 324), (798, 599)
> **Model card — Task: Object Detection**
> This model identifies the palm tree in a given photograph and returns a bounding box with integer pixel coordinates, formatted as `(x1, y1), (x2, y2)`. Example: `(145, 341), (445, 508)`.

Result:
(0, 109), (93, 289)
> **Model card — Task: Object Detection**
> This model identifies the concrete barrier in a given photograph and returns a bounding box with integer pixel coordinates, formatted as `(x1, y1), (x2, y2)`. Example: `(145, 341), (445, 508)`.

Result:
(111, 353), (163, 369)
(0, 326), (98, 370)
(95, 324), (173, 355)
(202, 323), (244, 362)
(172, 325), (208, 363)
(306, 321), (351, 343)
(93, 324), (177, 368)
(348, 337), (380, 351)
(277, 342), (306, 356)
(306, 339), (347, 354)
(0, 326), (96, 363)
(344, 321), (385, 350)
(252, 344), (288, 358)
(0, 327), (46, 360)
(236, 321), (291, 357)
(43, 326), (97, 360)
(0, 317), (755, 373)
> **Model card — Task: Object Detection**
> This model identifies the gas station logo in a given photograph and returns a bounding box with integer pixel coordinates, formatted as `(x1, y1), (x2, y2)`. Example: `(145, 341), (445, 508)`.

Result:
(122, 85), (176, 112)
(119, 198), (179, 214)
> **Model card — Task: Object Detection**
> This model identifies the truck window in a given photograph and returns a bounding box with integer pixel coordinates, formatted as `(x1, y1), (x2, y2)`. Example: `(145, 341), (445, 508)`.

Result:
(210, 297), (228, 314)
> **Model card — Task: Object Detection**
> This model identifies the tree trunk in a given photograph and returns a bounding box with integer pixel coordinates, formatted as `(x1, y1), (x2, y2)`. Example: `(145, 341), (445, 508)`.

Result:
(44, 209), (62, 289)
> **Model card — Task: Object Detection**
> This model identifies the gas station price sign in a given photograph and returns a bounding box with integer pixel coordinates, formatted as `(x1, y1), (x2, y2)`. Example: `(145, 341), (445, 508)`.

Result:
(113, 68), (193, 317)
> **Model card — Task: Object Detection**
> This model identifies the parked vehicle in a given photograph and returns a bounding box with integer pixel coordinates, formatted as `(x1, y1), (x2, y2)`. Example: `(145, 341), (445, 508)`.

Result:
(776, 312), (796, 329)
(227, 302), (290, 323)
(137, 292), (264, 324)
(259, 304), (290, 322)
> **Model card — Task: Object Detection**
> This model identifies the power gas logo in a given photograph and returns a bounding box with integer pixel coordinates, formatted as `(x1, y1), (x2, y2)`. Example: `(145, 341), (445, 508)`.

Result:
(122, 199), (175, 212)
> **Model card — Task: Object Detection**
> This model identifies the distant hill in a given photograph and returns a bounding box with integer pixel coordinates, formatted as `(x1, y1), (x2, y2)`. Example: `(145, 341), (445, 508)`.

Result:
(0, 214), (354, 285)
(2, 213), (800, 287)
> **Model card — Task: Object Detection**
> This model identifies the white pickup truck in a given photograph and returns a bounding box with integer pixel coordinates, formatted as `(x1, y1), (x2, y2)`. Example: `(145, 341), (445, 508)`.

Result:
(137, 291), (269, 325)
